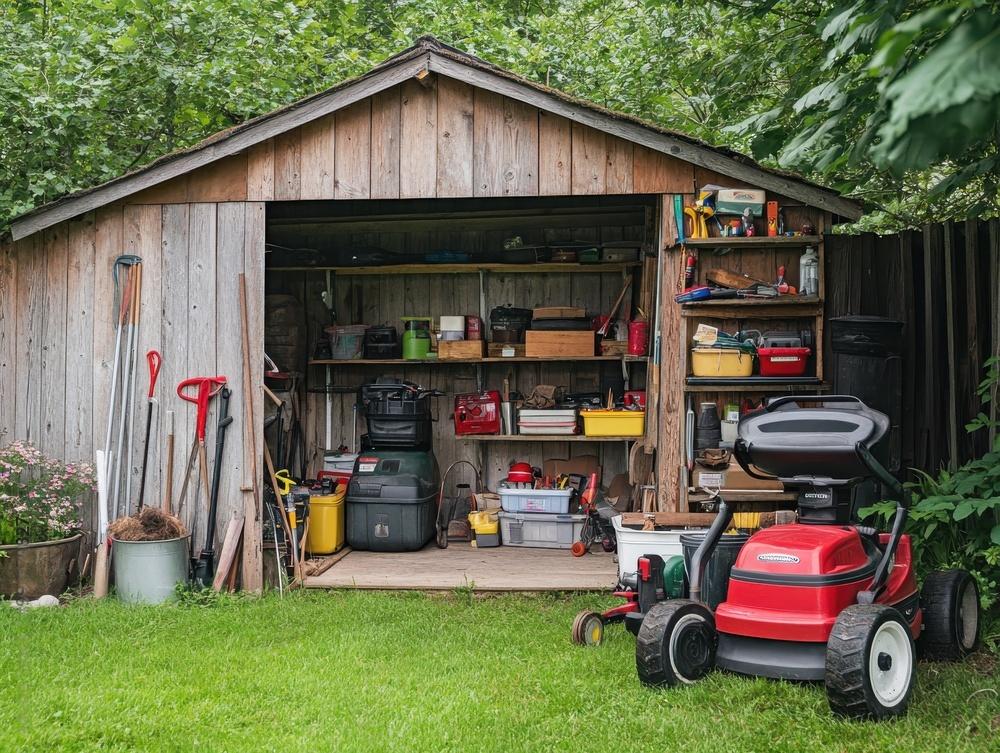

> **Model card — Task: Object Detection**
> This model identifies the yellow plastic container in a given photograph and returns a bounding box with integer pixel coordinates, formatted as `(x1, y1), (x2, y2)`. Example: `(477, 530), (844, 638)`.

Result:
(306, 488), (346, 555)
(581, 409), (646, 437)
(468, 510), (499, 535)
(690, 347), (754, 378)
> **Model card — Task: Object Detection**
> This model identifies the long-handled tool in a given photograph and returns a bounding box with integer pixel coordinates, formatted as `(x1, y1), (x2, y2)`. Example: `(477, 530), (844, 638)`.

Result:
(597, 274), (633, 337)
(176, 375), (227, 559)
(193, 386), (233, 587)
(136, 350), (162, 511)
(111, 260), (143, 518)
(163, 410), (175, 514)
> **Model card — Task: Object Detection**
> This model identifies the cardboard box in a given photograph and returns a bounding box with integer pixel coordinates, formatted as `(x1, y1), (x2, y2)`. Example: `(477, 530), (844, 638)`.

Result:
(692, 460), (783, 491)
(543, 455), (601, 485)
(438, 340), (485, 360)
(525, 330), (595, 358)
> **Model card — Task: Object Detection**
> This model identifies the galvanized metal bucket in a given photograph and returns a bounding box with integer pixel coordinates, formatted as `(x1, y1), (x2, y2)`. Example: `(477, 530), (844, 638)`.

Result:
(111, 535), (190, 604)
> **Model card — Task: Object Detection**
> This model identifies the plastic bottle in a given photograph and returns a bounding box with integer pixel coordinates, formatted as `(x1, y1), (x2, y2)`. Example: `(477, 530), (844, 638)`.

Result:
(799, 247), (819, 297)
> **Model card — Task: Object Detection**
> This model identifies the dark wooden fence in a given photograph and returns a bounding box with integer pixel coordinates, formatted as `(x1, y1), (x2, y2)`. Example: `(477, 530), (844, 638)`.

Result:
(824, 219), (1000, 474)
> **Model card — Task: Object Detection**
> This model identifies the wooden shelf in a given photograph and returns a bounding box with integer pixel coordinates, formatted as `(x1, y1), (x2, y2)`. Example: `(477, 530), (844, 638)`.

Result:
(270, 261), (641, 275)
(688, 490), (798, 504)
(684, 378), (828, 393)
(680, 236), (822, 248)
(309, 355), (646, 366)
(457, 434), (640, 442)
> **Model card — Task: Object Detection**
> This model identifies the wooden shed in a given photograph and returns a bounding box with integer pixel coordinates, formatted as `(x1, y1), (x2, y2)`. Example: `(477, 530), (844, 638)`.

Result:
(0, 37), (861, 589)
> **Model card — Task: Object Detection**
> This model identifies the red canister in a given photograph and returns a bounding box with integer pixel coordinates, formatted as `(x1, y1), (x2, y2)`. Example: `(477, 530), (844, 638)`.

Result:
(628, 320), (649, 356)
(465, 315), (483, 340)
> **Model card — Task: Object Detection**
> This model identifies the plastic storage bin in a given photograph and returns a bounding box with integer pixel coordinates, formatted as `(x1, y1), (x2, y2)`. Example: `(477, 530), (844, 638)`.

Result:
(306, 488), (346, 555)
(325, 325), (367, 360)
(345, 451), (438, 551)
(581, 409), (645, 437)
(690, 347), (754, 377)
(498, 511), (585, 549)
(498, 487), (574, 514)
(757, 346), (810, 377)
(517, 408), (578, 435)
(612, 515), (707, 584)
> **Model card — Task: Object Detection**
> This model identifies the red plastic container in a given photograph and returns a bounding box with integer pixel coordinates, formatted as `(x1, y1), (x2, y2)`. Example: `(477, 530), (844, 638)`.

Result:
(757, 346), (810, 377)
(628, 320), (649, 356)
(454, 391), (501, 435)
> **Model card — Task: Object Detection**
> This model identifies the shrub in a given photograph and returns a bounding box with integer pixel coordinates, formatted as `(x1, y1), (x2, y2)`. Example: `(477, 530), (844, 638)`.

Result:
(861, 357), (1000, 610)
(0, 441), (95, 545)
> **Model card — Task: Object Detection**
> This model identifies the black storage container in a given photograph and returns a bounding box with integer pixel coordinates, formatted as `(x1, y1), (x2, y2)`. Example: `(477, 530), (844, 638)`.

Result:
(489, 305), (532, 344)
(680, 531), (750, 610)
(361, 379), (433, 449)
(346, 449), (439, 551)
(363, 326), (401, 359)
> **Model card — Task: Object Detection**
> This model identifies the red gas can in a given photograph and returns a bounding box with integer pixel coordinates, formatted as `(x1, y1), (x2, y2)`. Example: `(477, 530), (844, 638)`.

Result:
(454, 391), (501, 435)
(628, 320), (649, 356)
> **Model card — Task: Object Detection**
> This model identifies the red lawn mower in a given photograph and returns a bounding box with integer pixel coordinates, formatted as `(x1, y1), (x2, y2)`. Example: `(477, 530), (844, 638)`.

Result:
(635, 396), (981, 720)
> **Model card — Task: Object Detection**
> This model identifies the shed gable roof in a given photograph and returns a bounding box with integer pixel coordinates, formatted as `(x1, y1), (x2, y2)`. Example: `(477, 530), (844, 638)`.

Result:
(10, 36), (861, 240)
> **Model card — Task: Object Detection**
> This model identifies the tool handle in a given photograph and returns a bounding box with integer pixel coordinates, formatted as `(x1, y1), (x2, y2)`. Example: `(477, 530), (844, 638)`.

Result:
(177, 376), (228, 442)
(146, 350), (162, 399)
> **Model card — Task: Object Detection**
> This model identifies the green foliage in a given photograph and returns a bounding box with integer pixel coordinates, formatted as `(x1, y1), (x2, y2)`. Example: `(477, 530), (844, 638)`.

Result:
(1, 1), (998, 233)
(861, 358), (1000, 610)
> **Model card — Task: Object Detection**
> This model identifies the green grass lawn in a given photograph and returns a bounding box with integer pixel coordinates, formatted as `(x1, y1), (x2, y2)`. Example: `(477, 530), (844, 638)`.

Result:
(2, 591), (998, 753)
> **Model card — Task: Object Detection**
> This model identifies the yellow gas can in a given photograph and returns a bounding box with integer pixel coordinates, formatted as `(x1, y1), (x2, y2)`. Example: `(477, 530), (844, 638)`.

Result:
(306, 488), (346, 555)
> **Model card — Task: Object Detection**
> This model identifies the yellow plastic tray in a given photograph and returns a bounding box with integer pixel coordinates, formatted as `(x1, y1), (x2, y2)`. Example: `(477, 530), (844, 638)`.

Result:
(690, 347), (754, 378)
(581, 410), (646, 437)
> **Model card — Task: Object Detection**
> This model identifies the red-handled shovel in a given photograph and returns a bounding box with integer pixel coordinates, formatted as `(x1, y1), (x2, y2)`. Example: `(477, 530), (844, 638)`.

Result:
(136, 350), (162, 512)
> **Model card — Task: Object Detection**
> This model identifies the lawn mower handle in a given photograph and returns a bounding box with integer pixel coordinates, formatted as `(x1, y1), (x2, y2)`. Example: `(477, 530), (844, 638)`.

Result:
(760, 394), (864, 412)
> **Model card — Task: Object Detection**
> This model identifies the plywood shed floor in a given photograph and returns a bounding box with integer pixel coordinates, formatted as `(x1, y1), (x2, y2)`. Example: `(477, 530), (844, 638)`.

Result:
(304, 546), (618, 592)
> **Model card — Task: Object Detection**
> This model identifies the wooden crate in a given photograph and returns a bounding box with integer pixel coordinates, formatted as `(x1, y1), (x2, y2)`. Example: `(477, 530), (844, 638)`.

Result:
(487, 343), (525, 358)
(524, 330), (595, 358)
(600, 339), (628, 356)
(438, 340), (485, 360)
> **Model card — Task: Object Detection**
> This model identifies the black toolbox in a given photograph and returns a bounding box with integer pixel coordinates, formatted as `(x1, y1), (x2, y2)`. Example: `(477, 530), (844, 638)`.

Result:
(360, 379), (435, 449)
(363, 326), (401, 359)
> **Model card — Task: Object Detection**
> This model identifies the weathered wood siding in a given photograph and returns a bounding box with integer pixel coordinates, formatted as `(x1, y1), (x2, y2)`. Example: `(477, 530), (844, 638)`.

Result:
(125, 79), (697, 208)
(0, 205), (265, 583)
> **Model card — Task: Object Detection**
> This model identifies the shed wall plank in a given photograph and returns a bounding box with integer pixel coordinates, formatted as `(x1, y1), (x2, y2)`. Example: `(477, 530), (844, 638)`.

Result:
(40, 225), (68, 457)
(399, 78), (438, 199)
(64, 215), (96, 462)
(473, 89), (505, 197)
(571, 123), (606, 195)
(185, 203), (218, 545)
(273, 129), (302, 201)
(124, 205), (163, 513)
(0, 241), (16, 443)
(538, 112), (572, 196)
(160, 204), (191, 515)
(370, 88), (402, 200)
(334, 100), (372, 199)
(436, 77), (474, 197)
(14, 234), (42, 443)
(246, 140), (275, 201)
(242, 202), (266, 591)
(606, 136), (634, 194)
(635, 146), (694, 194)
(500, 97), (539, 196)
(215, 203), (247, 554)
(299, 115), (336, 200)
(93, 205), (123, 462)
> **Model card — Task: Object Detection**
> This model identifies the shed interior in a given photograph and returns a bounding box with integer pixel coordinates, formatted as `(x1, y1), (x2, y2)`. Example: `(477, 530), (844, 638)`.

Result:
(263, 195), (656, 498)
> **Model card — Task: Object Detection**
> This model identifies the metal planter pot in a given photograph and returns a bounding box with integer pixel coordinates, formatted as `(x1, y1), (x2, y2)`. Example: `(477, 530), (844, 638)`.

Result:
(0, 533), (83, 600)
(111, 535), (190, 604)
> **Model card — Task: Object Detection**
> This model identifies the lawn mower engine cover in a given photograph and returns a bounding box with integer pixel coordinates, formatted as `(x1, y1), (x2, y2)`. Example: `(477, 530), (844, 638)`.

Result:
(715, 524), (919, 644)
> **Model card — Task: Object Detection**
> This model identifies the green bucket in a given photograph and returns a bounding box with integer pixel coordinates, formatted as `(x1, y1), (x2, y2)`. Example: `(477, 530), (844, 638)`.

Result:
(111, 535), (190, 604)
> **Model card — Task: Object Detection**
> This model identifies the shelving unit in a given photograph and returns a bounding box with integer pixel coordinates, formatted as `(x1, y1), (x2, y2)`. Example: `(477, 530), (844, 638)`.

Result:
(673, 220), (829, 512)
(309, 355), (647, 366)
(458, 434), (639, 442)
(271, 261), (642, 275)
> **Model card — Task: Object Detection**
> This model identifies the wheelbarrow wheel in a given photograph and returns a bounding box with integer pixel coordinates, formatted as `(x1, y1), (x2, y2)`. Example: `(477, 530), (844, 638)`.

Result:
(572, 610), (605, 646)
(571, 540), (588, 557)
(435, 528), (449, 549)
